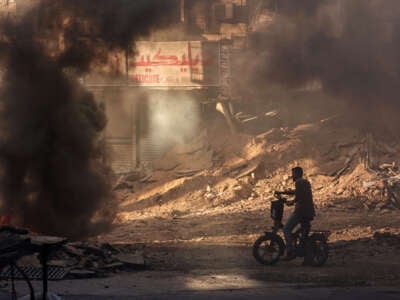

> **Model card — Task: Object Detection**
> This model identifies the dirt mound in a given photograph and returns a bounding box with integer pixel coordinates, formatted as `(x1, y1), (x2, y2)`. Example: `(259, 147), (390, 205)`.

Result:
(114, 114), (400, 223)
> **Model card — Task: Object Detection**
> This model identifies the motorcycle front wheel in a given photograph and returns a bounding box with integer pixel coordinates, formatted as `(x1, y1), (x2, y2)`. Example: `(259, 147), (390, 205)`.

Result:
(252, 233), (285, 265)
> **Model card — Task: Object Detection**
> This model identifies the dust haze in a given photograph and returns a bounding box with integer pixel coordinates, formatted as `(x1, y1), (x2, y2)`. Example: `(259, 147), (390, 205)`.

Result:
(236, 0), (400, 131)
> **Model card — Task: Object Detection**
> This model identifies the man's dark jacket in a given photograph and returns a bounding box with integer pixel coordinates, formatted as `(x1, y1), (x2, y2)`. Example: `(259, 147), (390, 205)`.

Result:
(294, 178), (315, 219)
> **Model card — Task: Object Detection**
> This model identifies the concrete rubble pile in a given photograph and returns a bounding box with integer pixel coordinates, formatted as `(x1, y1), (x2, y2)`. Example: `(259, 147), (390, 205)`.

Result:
(204, 160), (266, 203)
(360, 138), (400, 211)
(113, 130), (215, 191)
(49, 242), (146, 279)
(0, 229), (146, 280)
(154, 130), (214, 177)
(362, 169), (400, 211)
(111, 114), (400, 213)
(284, 127), (400, 211)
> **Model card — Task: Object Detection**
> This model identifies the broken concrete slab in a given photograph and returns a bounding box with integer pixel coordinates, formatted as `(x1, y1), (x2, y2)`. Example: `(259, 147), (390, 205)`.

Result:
(235, 161), (266, 181)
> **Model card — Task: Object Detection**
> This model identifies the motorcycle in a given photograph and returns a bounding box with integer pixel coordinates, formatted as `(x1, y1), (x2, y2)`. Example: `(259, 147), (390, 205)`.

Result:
(253, 191), (330, 266)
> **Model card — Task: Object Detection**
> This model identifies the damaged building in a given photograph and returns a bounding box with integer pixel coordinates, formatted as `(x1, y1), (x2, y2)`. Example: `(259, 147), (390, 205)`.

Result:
(0, 0), (250, 174)
(85, 0), (250, 174)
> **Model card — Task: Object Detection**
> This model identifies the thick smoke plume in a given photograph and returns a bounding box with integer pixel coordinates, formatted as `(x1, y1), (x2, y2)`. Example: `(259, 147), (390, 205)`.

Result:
(241, 0), (400, 127)
(0, 0), (177, 239)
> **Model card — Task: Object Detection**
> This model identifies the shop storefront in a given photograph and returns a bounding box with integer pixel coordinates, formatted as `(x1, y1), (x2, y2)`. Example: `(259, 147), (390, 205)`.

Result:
(86, 41), (221, 174)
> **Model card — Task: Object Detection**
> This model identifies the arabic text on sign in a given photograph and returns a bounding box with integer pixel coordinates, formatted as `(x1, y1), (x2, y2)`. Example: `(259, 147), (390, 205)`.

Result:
(131, 74), (160, 84)
(132, 48), (201, 67)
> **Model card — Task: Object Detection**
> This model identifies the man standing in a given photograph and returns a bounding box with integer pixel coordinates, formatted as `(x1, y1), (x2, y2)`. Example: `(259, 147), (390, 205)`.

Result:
(283, 167), (315, 260)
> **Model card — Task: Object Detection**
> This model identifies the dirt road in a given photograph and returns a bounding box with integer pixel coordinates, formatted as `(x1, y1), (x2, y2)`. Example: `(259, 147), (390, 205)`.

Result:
(5, 271), (400, 299)
(93, 206), (400, 286)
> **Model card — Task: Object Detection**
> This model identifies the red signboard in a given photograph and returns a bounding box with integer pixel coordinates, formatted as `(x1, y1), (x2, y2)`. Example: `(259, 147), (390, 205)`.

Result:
(129, 41), (220, 87)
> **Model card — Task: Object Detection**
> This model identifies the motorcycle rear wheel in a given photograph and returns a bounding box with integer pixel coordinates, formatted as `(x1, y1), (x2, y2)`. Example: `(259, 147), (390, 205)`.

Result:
(305, 234), (329, 267)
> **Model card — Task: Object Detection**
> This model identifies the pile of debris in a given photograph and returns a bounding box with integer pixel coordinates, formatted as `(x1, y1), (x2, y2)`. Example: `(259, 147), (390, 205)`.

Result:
(113, 131), (215, 191)
(111, 114), (400, 215)
(0, 228), (146, 280)
(112, 170), (150, 191)
(47, 242), (146, 279)
(362, 170), (400, 211)
(203, 160), (266, 205)
(154, 130), (214, 178)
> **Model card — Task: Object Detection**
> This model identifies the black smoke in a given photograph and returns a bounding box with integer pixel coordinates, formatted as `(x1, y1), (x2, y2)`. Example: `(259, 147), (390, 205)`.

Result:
(0, 0), (178, 239)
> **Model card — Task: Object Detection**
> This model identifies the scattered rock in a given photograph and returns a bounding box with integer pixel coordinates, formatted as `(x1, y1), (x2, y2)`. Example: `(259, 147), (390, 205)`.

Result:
(205, 192), (216, 200)
(375, 202), (387, 210)
(233, 183), (253, 199)
(336, 188), (344, 195)
(235, 161), (266, 182)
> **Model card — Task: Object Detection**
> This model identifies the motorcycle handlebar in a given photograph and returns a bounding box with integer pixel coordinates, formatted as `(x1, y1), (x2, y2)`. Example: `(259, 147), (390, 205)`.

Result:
(272, 191), (296, 206)
(271, 194), (287, 202)
(274, 190), (294, 197)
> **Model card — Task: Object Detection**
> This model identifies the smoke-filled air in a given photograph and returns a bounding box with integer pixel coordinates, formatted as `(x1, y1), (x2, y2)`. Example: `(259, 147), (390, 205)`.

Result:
(236, 0), (400, 131)
(0, 0), (177, 239)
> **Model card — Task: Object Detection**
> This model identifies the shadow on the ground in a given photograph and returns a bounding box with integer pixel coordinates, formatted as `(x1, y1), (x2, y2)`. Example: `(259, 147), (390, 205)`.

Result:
(142, 232), (400, 285)
(2, 234), (400, 299)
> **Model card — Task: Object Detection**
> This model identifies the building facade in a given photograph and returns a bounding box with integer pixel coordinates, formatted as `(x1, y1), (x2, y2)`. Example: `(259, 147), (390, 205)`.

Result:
(1, 0), (251, 174)
(85, 0), (251, 174)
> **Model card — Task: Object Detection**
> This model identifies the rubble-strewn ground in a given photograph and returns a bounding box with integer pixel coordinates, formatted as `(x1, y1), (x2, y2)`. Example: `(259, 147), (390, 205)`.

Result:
(2, 99), (400, 299)
(98, 102), (400, 287)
